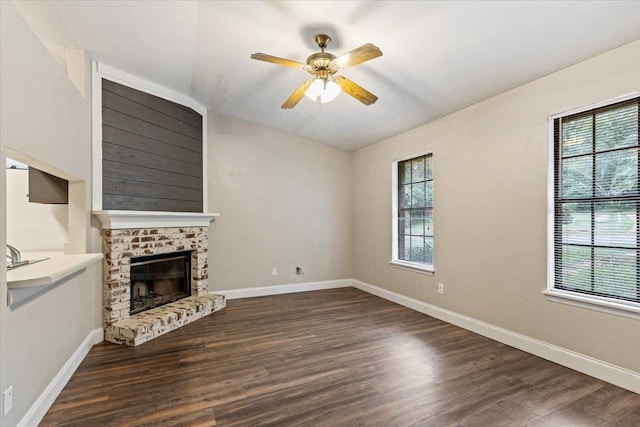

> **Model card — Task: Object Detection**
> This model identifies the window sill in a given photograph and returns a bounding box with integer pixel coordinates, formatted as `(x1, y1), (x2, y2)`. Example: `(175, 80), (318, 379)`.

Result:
(389, 260), (434, 276)
(543, 289), (640, 320)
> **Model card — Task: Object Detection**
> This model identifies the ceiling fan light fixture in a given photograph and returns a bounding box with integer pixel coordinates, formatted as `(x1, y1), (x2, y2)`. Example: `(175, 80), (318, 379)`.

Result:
(304, 78), (324, 101)
(305, 78), (342, 103)
(321, 80), (341, 103)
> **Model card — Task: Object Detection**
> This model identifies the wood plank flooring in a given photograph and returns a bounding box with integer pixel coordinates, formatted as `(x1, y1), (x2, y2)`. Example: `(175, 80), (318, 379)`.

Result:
(41, 288), (640, 426)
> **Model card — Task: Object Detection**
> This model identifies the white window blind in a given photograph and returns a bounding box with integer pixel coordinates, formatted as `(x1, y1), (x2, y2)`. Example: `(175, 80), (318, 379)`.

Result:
(553, 97), (640, 305)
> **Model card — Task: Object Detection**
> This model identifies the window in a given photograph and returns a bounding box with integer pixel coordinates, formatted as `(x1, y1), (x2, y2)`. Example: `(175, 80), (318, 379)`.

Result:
(549, 96), (640, 315)
(392, 153), (434, 273)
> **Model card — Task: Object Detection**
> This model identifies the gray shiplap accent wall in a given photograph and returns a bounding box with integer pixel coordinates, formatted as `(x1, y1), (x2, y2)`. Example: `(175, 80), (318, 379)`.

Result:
(102, 79), (203, 212)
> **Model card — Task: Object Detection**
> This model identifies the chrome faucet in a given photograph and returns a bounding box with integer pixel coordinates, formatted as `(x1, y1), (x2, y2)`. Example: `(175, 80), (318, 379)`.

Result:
(7, 245), (21, 264)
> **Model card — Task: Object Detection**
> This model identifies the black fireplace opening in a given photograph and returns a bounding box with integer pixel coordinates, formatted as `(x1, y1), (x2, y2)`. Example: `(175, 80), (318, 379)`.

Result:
(129, 250), (192, 315)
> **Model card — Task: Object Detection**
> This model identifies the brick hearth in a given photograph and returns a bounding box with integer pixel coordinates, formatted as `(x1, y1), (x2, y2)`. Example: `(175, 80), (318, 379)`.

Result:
(102, 226), (225, 346)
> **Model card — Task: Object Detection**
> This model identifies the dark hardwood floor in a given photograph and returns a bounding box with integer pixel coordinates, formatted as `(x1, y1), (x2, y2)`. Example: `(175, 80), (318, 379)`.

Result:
(41, 288), (640, 426)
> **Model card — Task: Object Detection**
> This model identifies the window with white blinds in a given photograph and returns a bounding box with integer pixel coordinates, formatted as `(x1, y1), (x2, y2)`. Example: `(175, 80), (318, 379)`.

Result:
(552, 97), (640, 307)
(392, 153), (434, 273)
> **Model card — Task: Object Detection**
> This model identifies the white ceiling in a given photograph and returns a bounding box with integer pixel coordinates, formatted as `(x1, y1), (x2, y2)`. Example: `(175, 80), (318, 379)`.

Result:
(13, 1), (640, 151)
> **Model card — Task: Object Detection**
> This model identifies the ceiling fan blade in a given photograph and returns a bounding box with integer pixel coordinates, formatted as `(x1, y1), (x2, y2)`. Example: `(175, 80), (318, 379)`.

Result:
(250, 53), (307, 69)
(332, 43), (382, 69)
(281, 79), (314, 109)
(333, 76), (378, 106)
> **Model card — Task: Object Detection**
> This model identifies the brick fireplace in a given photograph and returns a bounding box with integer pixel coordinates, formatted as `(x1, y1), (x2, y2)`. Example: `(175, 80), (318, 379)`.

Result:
(96, 212), (225, 346)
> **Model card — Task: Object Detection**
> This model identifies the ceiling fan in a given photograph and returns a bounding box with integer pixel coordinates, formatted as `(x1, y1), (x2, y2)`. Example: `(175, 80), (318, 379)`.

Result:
(250, 34), (383, 109)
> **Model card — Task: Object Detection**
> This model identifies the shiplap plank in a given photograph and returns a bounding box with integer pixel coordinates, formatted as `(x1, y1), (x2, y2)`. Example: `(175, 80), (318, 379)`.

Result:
(103, 160), (202, 190)
(102, 79), (202, 128)
(103, 89), (201, 141)
(103, 107), (201, 153)
(103, 143), (202, 178)
(103, 177), (202, 203)
(103, 194), (202, 212)
(103, 126), (202, 166)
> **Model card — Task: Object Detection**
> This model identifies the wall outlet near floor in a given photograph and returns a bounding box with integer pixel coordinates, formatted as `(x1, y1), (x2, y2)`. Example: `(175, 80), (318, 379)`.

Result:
(3, 385), (12, 415)
(438, 283), (444, 294)
(272, 267), (278, 276)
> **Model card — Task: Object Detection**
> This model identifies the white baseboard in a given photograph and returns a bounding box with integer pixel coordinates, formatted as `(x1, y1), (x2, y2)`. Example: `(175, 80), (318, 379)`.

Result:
(211, 279), (352, 300)
(18, 328), (103, 427)
(351, 279), (640, 394)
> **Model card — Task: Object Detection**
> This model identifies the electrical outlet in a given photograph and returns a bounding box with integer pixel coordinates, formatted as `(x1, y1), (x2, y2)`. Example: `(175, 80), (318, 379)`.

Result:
(272, 267), (278, 276)
(3, 385), (13, 415)
(438, 283), (444, 294)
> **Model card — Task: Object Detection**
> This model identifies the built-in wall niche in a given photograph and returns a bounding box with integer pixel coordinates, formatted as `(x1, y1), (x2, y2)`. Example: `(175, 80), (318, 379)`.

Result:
(6, 158), (67, 252)
(5, 150), (87, 254)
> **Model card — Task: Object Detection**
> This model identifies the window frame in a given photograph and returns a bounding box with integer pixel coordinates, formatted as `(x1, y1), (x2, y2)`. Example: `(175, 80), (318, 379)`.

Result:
(546, 92), (640, 320)
(391, 151), (435, 275)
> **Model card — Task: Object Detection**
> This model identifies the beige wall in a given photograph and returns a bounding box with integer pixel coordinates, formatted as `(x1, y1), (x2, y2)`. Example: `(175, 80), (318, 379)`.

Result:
(353, 40), (640, 373)
(207, 114), (353, 290)
(0, 3), (101, 426)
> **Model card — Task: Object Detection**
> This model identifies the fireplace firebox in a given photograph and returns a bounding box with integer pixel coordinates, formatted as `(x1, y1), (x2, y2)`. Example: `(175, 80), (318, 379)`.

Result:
(129, 251), (192, 315)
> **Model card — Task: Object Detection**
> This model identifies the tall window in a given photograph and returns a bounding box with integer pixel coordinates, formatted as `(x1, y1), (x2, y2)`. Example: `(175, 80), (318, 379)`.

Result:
(392, 153), (434, 272)
(551, 96), (640, 310)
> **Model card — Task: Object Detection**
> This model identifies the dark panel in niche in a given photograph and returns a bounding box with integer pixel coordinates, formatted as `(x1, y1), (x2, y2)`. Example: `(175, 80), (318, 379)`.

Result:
(28, 167), (68, 204)
(102, 79), (203, 212)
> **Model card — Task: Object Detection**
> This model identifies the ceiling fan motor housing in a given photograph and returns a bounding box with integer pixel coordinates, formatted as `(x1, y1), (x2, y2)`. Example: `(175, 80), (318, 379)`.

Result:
(306, 52), (338, 76)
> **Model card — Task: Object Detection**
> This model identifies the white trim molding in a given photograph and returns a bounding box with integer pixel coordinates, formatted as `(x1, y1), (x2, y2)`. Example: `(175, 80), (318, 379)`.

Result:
(91, 62), (208, 212)
(351, 279), (640, 395)
(18, 328), (103, 427)
(389, 260), (434, 275)
(549, 91), (640, 120)
(544, 289), (640, 320)
(212, 279), (352, 300)
(93, 210), (219, 229)
(91, 61), (103, 211)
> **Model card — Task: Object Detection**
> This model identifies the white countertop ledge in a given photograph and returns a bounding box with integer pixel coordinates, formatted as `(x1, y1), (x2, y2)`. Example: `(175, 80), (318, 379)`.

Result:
(7, 251), (103, 289)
